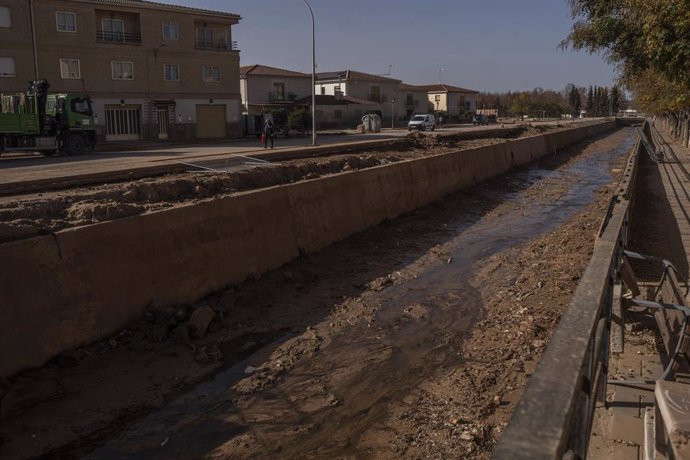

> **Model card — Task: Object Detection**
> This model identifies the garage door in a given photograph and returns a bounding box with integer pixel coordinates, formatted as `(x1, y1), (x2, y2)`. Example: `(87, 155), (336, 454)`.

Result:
(196, 105), (226, 138)
(105, 105), (141, 141)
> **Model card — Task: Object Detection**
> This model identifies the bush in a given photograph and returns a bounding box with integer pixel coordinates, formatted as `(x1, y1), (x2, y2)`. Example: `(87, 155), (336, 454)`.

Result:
(288, 108), (309, 131)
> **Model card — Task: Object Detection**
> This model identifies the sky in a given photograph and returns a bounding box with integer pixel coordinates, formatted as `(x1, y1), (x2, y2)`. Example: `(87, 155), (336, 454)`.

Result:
(166, 0), (616, 93)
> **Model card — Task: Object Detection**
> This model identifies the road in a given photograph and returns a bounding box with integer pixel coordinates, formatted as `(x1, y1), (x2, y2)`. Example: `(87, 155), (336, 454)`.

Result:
(0, 120), (586, 193)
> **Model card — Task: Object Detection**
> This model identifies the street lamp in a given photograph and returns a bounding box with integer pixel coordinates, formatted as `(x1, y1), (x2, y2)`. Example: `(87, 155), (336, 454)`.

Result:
(303, 0), (317, 146)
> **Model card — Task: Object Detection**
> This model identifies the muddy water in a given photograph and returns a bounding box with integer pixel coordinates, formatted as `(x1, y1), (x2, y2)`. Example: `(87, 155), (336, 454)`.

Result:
(86, 130), (636, 459)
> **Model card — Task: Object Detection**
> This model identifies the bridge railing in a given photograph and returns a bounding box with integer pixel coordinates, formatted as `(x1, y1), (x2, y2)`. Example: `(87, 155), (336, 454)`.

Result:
(493, 124), (643, 459)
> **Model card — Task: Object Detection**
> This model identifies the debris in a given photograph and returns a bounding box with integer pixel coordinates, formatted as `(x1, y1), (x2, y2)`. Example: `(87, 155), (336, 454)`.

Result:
(244, 365), (257, 374)
(161, 437), (169, 447)
(188, 305), (216, 339)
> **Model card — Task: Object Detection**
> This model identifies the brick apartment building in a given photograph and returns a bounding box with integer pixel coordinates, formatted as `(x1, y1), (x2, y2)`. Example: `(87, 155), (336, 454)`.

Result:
(0, 0), (242, 143)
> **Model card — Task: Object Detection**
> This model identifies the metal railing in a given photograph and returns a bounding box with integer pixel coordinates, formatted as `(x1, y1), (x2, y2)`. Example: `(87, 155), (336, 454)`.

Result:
(195, 39), (235, 51)
(96, 31), (141, 44)
(493, 123), (643, 459)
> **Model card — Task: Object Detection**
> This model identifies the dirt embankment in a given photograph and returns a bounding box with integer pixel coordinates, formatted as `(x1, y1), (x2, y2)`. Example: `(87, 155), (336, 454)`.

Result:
(0, 129), (632, 459)
(0, 124), (571, 244)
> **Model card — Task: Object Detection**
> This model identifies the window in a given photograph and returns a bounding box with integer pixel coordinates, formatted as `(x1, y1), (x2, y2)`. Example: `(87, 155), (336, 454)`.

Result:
(71, 97), (93, 116)
(102, 18), (124, 42)
(273, 82), (284, 101)
(434, 95), (441, 102)
(369, 85), (380, 101)
(0, 57), (15, 77)
(320, 86), (325, 95)
(334, 110), (342, 119)
(60, 59), (81, 79)
(56, 11), (76, 32)
(0, 7), (11, 28)
(203, 65), (221, 82)
(406, 93), (413, 106)
(164, 64), (179, 81)
(162, 22), (178, 40)
(196, 27), (214, 48)
(111, 61), (133, 80)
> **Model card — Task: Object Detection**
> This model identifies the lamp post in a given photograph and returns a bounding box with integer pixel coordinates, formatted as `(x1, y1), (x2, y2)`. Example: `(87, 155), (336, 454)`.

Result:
(29, 0), (39, 79)
(303, 0), (317, 145)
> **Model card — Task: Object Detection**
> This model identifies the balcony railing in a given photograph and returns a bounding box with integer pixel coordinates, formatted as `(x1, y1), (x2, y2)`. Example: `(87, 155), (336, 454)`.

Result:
(195, 39), (237, 51)
(96, 31), (142, 44)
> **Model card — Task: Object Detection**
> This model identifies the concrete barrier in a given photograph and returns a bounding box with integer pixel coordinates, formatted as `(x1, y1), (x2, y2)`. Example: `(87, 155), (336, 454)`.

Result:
(0, 121), (616, 377)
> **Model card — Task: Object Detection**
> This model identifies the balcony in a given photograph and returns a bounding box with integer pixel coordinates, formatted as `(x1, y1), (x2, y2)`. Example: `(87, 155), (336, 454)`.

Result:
(195, 38), (237, 51)
(97, 31), (141, 44)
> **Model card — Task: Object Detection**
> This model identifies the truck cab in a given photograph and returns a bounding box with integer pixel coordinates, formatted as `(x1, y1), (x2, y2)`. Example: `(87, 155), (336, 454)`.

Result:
(0, 80), (96, 156)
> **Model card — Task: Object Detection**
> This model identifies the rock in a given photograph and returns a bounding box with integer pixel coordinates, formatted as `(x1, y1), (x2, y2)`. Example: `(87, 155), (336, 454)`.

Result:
(172, 324), (190, 343)
(151, 325), (169, 342)
(188, 305), (216, 339)
(459, 431), (474, 441)
(244, 365), (257, 374)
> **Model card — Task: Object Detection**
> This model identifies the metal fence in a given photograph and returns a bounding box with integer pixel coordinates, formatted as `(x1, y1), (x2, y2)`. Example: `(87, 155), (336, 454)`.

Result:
(493, 123), (643, 459)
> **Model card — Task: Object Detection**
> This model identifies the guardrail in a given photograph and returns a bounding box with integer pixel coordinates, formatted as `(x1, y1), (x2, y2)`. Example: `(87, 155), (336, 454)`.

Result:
(493, 123), (643, 459)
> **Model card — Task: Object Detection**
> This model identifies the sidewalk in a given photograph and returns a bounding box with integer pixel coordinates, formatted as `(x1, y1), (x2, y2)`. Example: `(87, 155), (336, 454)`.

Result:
(588, 126), (690, 459)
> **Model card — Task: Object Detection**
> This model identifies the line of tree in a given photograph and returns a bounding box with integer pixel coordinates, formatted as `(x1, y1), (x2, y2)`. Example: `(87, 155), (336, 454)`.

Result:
(476, 84), (623, 119)
(561, 0), (690, 146)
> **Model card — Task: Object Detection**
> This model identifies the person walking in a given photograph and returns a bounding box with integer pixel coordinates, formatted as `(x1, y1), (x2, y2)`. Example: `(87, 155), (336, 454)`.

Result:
(263, 119), (274, 149)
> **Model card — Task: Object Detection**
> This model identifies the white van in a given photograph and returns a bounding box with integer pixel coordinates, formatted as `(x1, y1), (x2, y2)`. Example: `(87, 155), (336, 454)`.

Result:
(408, 114), (436, 131)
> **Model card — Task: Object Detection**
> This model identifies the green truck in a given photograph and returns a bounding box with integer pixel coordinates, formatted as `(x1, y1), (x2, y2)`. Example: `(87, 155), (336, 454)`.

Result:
(0, 80), (96, 156)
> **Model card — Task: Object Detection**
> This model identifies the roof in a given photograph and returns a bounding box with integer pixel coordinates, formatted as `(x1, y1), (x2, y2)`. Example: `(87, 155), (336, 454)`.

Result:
(411, 83), (479, 93)
(295, 95), (381, 106)
(70, 0), (241, 19)
(399, 83), (429, 92)
(316, 70), (402, 84)
(240, 65), (311, 78)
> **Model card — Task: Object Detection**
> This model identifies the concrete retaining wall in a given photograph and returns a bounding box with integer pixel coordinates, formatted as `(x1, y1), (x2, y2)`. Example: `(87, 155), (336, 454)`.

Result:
(0, 121), (616, 377)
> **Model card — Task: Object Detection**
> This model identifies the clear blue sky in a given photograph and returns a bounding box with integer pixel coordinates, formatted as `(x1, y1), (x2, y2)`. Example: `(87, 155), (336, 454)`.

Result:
(168, 0), (615, 93)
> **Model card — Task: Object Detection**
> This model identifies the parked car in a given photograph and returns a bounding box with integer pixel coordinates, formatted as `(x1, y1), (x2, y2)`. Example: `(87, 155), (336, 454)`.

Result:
(408, 114), (436, 131)
(487, 114), (497, 124)
(472, 114), (488, 125)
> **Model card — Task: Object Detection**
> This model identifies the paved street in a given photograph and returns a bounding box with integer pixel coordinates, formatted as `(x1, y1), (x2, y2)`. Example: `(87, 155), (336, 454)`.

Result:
(0, 120), (586, 192)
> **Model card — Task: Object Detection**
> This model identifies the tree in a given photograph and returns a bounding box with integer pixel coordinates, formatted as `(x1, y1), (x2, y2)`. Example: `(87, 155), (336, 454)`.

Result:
(611, 86), (620, 114)
(562, 0), (690, 86)
(567, 83), (581, 117)
(586, 86), (594, 115)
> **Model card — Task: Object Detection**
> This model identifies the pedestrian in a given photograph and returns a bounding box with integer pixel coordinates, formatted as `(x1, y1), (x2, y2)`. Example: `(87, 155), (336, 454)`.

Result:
(263, 119), (274, 149)
(438, 114), (444, 126)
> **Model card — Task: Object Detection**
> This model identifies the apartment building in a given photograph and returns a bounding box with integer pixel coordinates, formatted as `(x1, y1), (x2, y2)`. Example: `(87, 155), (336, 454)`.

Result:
(0, 0), (242, 142)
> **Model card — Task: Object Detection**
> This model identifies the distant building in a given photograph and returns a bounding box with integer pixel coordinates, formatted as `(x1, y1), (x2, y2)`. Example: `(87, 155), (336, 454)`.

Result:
(316, 70), (401, 122)
(0, 0), (242, 142)
(476, 108), (498, 117)
(240, 64), (312, 135)
(414, 83), (478, 120)
(397, 83), (432, 119)
(295, 94), (380, 129)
